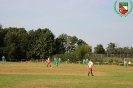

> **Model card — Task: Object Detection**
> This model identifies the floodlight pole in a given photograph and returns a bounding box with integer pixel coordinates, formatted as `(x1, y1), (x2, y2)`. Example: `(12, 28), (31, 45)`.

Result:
(120, 47), (121, 58)
(127, 47), (128, 58)
(66, 36), (69, 54)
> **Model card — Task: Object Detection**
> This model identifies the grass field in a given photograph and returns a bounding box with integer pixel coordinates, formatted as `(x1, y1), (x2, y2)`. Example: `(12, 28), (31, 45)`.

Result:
(0, 62), (133, 88)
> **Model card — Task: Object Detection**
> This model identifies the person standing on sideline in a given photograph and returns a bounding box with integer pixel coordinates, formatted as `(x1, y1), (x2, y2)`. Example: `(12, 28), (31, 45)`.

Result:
(124, 59), (127, 68)
(67, 59), (70, 66)
(46, 57), (52, 68)
(54, 57), (56, 65)
(2, 56), (5, 64)
(88, 59), (94, 76)
(83, 59), (86, 65)
(128, 61), (131, 66)
(58, 58), (61, 65)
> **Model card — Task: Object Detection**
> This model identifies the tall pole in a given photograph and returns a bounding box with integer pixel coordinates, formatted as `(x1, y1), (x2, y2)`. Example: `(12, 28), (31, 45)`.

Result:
(115, 43), (118, 58)
(127, 47), (128, 58)
(120, 48), (121, 58)
(67, 36), (68, 54)
(66, 36), (69, 55)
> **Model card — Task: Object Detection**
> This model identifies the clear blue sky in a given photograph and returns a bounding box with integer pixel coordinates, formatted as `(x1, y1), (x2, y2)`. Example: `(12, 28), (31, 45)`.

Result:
(0, 0), (133, 49)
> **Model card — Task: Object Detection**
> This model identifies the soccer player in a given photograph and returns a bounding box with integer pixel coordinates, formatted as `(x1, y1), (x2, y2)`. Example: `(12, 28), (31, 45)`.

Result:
(86, 59), (89, 65)
(67, 59), (70, 66)
(83, 59), (86, 65)
(124, 59), (127, 68)
(2, 56), (5, 64)
(88, 59), (94, 76)
(59, 58), (61, 64)
(55, 58), (59, 67)
(46, 57), (52, 68)
(56, 58), (61, 66)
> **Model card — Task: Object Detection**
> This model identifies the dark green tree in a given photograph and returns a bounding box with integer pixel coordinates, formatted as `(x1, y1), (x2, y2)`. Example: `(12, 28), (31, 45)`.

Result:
(77, 39), (86, 45)
(55, 33), (67, 54)
(106, 42), (116, 57)
(122, 46), (129, 58)
(68, 36), (78, 52)
(26, 30), (37, 59)
(3, 27), (28, 60)
(129, 47), (133, 56)
(27, 28), (55, 59)
(94, 44), (105, 54)
(74, 44), (92, 61)
(0, 25), (8, 57)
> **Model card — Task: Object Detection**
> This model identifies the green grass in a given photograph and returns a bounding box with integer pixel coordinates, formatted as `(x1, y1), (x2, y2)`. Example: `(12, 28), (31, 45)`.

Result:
(0, 62), (133, 88)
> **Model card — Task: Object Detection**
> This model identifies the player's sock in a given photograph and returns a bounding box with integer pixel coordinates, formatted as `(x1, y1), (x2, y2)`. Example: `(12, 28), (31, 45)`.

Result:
(91, 72), (94, 76)
(88, 72), (90, 76)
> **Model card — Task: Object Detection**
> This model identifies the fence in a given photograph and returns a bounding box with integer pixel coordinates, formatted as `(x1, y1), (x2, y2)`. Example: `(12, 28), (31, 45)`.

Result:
(88, 54), (133, 64)
(88, 54), (133, 59)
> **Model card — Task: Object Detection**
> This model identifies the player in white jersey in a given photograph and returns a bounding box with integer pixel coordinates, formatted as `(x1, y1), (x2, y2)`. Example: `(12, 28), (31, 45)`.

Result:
(88, 59), (94, 76)
(46, 57), (52, 68)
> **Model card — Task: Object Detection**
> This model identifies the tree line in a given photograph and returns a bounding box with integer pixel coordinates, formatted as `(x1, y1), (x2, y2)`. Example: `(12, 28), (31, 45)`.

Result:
(0, 25), (133, 62)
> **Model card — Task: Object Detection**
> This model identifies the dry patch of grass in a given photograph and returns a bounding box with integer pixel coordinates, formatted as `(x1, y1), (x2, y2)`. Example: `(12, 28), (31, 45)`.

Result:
(0, 62), (133, 88)
(0, 62), (110, 76)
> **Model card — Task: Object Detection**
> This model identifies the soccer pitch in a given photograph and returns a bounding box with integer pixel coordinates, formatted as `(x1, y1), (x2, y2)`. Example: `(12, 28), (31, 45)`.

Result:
(0, 62), (133, 88)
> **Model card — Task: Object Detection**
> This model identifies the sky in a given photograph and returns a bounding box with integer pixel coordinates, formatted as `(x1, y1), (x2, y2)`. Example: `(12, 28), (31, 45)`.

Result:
(0, 0), (133, 50)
